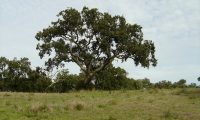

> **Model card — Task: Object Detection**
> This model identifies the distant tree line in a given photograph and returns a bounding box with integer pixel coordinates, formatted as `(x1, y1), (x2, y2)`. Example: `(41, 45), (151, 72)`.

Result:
(48, 64), (154, 92)
(48, 65), (199, 92)
(0, 56), (199, 92)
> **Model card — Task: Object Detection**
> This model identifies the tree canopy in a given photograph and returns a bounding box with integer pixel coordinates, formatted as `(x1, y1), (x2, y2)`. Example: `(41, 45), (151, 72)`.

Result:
(35, 7), (157, 85)
(0, 57), (51, 92)
(95, 64), (128, 90)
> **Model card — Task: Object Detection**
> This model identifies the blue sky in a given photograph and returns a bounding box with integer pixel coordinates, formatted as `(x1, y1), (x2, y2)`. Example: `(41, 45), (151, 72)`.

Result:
(0, 0), (199, 84)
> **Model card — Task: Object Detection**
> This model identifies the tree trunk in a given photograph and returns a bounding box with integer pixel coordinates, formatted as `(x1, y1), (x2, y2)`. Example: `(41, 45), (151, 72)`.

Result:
(83, 73), (95, 89)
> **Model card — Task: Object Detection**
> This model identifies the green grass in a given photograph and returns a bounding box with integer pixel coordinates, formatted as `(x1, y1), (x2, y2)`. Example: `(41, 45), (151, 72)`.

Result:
(0, 88), (200, 120)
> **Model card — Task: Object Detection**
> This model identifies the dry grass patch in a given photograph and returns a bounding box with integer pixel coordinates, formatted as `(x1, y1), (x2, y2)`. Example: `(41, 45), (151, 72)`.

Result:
(28, 103), (53, 113)
(1, 89), (200, 120)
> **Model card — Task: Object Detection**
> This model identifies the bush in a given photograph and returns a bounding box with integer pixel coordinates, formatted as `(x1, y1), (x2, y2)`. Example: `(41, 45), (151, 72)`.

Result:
(75, 103), (84, 111)
(47, 69), (81, 92)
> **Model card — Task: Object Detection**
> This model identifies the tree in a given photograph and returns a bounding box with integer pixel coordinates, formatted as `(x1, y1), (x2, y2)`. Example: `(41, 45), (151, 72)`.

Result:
(198, 77), (200, 81)
(3, 57), (31, 91)
(173, 79), (186, 88)
(49, 69), (80, 92)
(155, 80), (172, 89)
(138, 78), (151, 88)
(0, 57), (8, 91)
(188, 83), (197, 88)
(95, 64), (128, 90)
(35, 7), (157, 86)
(28, 67), (52, 92)
(0, 57), (51, 92)
(0, 57), (8, 80)
(123, 78), (137, 90)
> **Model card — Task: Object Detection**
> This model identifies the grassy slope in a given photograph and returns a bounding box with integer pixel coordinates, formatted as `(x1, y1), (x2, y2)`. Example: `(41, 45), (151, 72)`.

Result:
(0, 88), (200, 120)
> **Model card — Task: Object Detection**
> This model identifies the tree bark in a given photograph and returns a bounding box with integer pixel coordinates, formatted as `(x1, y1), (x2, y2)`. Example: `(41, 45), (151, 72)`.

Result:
(81, 72), (95, 89)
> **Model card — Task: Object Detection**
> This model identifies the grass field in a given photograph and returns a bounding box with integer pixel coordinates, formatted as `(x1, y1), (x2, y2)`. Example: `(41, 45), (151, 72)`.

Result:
(0, 88), (200, 120)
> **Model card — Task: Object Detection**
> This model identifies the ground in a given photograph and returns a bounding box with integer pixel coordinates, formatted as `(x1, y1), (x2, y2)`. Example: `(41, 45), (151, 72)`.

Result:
(0, 88), (200, 120)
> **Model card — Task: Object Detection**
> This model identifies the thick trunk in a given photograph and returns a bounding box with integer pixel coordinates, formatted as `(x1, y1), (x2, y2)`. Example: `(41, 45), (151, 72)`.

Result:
(84, 73), (94, 84)
(82, 72), (95, 89)
(82, 57), (114, 88)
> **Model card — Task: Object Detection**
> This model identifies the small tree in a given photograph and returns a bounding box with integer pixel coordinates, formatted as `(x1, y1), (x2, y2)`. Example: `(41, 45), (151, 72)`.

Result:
(173, 79), (187, 88)
(28, 67), (52, 92)
(188, 83), (197, 88)
(35, 7), (157, 86)
(141, 78), (151, 88)
(0, 57), (51, 92)
(198, 77), (200, 82)
(155, 80), (172, 89)
(0, 57), (8, 91)
(51, 69), (80, 92)
(95, 64), (128, 90)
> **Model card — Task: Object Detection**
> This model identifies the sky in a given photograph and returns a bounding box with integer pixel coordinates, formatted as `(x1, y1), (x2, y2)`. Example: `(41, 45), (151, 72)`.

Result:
(0, 0), (199, 84)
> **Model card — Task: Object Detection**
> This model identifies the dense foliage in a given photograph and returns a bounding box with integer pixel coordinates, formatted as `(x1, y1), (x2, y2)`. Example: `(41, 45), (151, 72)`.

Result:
(95, 64), (128, 90)
(0, 57), (51, 92)
(47, 69), (81, 92)
(0, 56), (198, 92)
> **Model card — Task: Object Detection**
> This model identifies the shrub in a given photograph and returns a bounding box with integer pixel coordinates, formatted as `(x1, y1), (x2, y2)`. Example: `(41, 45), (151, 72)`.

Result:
(163, 110), (177, 119)
(163, 110), (172, 118)
(5, 101), (11, 106)
(3, 93), (11, 97)
(108, 116), (117, 120)
(97, 104), (106, 108)
(68, 101), (85, 111)
(29, 103), (52, 113)
(75, 103), (84, 111)
(108, 100), (117, 105)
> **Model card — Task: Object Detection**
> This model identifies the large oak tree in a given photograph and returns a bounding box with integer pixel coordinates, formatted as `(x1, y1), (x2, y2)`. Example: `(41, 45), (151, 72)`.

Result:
(35, 7), (157, 85)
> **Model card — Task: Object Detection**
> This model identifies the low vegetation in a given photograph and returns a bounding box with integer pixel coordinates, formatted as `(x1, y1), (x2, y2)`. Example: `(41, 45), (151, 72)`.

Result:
(0, 88), (200, 120)
(1, 57), (199, 93)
